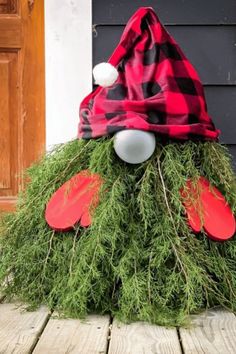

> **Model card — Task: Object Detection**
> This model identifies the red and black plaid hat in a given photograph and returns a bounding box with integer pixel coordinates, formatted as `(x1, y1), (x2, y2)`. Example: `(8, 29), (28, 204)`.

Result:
(78, 7), (220, 141)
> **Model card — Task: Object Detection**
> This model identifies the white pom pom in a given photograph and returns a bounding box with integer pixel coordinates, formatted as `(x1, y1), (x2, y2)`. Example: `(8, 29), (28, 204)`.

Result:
(93, 62), (118, 87)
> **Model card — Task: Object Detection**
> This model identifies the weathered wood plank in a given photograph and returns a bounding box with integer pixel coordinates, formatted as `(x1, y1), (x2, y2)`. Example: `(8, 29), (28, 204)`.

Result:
(0, 303), (50, 354)
(108, 318), (182, 354)
(180, 310), (236, 353)
(33, 314), (110, 354)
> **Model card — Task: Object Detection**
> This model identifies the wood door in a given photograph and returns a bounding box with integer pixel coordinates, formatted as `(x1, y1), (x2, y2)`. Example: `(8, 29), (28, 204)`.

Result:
(0, 0), (45, 211)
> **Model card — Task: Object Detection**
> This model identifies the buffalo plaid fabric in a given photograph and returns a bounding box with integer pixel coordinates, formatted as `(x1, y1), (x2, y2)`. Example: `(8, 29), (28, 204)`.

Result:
(78, 7), (220, 141)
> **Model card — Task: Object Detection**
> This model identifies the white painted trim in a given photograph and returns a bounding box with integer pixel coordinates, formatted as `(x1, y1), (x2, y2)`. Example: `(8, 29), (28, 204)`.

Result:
(45, 0), (92, 149)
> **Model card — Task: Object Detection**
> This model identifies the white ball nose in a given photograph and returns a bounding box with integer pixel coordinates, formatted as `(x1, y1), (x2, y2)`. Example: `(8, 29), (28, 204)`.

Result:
(114, 130), (156, 164)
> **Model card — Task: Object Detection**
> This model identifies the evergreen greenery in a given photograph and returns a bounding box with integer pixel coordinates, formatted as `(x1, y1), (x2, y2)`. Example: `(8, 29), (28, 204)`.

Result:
(0, 138), (236, 326)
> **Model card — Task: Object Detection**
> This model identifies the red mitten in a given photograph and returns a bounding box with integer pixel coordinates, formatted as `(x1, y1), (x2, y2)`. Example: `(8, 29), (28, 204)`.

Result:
(45, 170), (103, 231)
(181, 177), (235, 241)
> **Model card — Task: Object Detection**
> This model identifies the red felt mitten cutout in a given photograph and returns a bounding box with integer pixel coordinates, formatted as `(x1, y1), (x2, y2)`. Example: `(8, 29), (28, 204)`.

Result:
(181, 177), (235, 242)
(45, 170), (103, 231)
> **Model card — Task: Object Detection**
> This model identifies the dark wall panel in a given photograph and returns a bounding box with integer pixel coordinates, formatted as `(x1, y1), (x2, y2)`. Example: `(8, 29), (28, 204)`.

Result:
(228, 145), (236, 170)
(205, 87), (236, 144)
(93, 0), (236, 25)
(93, 25), (236, 84)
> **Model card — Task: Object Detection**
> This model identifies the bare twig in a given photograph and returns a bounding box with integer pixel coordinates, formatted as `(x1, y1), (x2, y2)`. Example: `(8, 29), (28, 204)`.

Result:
(69, 227), (80, 276)
(43, 231), (55, 274)
(156, 155), (189, 286)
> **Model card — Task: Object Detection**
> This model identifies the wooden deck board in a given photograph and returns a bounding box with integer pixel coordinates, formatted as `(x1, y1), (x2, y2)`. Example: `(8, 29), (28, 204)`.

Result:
(33, 314), (111, 354)
(0, 303), (50, 354)
(180, 310), (236, 353)
(1, 301), (236, 353)
(108, 318), (182, 353)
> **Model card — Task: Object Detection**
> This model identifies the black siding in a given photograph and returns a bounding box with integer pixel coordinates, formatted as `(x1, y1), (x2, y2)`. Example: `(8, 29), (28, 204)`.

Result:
(93, 0), (236, 24)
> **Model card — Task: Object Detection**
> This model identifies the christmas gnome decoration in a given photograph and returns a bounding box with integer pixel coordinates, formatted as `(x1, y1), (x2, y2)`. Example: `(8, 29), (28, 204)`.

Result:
(1, 7), (236, 326)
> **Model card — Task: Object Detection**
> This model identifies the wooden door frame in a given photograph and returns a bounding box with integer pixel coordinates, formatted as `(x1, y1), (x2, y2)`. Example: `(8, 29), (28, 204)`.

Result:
(0, 0), (45, 211)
